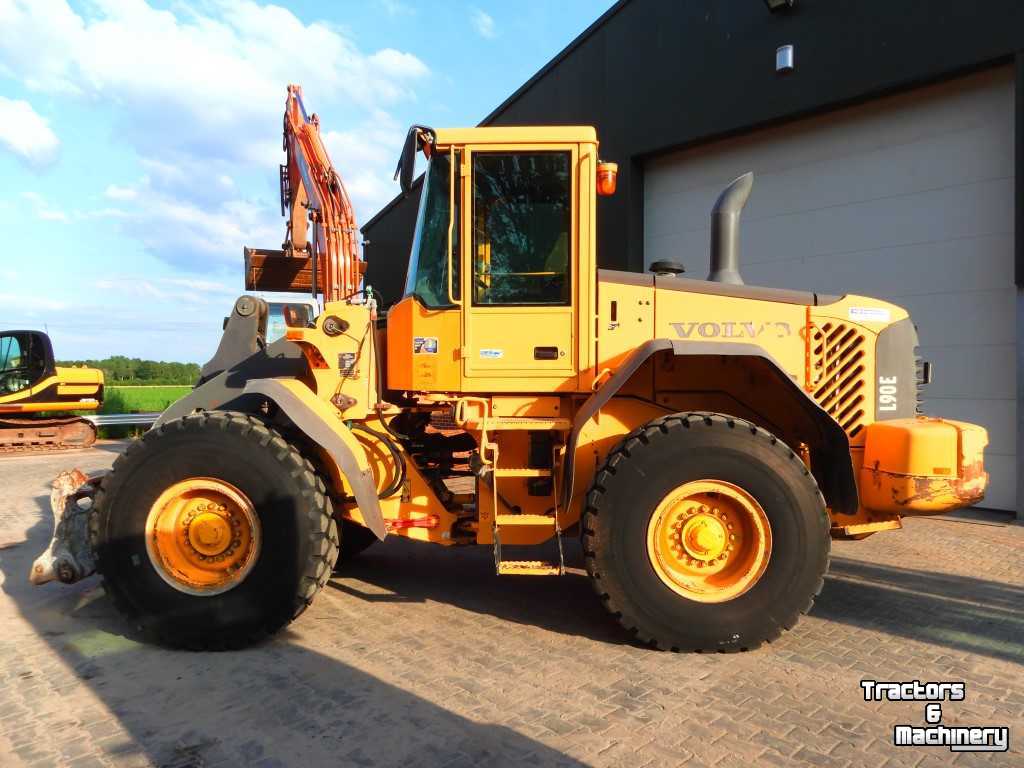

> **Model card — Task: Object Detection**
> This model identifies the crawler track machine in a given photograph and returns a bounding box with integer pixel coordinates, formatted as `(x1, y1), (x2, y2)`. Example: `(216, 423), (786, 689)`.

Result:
(1, 330), (103, 452)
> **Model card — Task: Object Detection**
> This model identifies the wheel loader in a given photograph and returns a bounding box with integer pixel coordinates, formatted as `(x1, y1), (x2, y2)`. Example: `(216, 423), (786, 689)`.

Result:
(31, 86), (988, 652)
(0, 330), (103, 452)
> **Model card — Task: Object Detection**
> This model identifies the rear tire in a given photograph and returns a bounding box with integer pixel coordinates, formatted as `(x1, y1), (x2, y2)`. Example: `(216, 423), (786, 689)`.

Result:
(91, 411), (339, 650)
(582, 412), (829, 652)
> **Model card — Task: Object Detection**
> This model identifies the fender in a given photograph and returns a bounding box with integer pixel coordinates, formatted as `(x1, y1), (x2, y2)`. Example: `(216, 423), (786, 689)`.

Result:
(241, 379), (387, 540)
(562, 339), (858, 515)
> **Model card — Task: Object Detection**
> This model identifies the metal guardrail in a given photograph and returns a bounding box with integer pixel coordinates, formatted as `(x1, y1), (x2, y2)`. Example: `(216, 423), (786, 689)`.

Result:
(84, 412), (161, 427)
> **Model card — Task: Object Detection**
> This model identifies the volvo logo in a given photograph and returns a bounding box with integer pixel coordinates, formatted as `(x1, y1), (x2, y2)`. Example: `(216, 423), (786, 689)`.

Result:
(670, 321), (793, 339)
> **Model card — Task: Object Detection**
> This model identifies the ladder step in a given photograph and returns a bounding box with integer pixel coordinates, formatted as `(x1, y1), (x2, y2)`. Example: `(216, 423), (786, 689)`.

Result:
(497, 560), (562, 576)
(492, 467), (552, 478)
(463, 416), (572, 431)
(495, 514), (558, 527)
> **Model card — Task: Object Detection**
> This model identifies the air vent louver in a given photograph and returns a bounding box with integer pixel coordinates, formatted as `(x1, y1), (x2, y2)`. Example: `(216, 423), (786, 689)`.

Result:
(808, 322), (868, 437)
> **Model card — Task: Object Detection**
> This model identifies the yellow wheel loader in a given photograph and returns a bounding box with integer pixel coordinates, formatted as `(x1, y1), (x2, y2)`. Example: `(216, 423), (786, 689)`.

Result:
(0, 330), (103, 452)
(31, 87), (988, 652)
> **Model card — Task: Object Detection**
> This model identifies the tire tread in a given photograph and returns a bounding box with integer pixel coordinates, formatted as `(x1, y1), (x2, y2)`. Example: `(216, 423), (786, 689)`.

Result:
(91, 411), (339, 650)
(581, 411), (830, 653)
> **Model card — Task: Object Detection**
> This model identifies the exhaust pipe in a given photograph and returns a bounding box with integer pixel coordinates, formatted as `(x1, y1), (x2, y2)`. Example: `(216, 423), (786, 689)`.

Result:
(707, 172), (753, 285)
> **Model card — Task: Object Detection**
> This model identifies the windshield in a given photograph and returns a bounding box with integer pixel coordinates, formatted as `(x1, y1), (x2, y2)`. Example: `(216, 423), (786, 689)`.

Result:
(403, 151), (460, 307)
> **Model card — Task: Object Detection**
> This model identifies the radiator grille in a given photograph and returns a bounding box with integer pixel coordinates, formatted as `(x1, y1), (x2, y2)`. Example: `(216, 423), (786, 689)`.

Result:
(808, 322), (868, 437)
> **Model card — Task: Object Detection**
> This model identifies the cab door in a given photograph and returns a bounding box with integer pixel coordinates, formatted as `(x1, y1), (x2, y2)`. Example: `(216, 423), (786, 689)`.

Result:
(461, 146), (578, 389)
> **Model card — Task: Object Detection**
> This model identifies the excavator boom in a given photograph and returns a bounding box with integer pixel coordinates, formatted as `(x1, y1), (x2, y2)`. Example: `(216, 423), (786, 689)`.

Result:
(245, 85), (363, 302)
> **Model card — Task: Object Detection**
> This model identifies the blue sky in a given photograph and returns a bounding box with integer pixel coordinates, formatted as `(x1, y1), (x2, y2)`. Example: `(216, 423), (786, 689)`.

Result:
(0, 0), (615, 362)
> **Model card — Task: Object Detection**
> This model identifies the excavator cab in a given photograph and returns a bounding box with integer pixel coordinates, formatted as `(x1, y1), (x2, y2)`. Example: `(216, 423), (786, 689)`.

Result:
(0, 330), (52, 396)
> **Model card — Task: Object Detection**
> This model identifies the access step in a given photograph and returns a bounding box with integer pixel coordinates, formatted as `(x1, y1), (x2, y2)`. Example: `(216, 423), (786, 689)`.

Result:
(461, 416), (572, 432)
(497, 560), (562, 576)
(492, 467), (552, 478)
(495, 513), (557, 527)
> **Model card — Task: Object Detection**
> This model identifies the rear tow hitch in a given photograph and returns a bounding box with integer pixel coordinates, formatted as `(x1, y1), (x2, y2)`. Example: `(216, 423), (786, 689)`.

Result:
(29, 469), (104, 586)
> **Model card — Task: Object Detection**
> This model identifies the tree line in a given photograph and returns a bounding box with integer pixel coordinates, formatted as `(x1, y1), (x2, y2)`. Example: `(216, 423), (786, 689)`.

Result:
(58, 356), (200, 385)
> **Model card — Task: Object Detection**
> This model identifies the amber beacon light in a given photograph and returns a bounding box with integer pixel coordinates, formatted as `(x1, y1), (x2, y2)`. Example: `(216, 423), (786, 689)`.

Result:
(596, 161), (618, 196)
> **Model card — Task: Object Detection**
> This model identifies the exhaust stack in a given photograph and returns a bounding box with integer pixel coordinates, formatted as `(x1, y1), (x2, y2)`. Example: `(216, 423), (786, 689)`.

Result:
(707, 172), (753, 285)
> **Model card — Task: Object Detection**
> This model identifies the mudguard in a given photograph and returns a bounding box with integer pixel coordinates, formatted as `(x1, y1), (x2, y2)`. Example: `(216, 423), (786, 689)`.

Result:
(562, 339), (858, 516)
(241, 379), (387, 540)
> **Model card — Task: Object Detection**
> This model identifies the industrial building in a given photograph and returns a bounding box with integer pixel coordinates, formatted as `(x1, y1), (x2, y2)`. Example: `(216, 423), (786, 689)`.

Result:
(362, 0), (1022, 513)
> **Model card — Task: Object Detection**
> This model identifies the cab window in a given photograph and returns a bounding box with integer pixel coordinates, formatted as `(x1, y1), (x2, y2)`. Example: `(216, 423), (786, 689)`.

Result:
(0, 332), (45, 394)
(472, 152), (571, 306)
(403, 151), (460, 308)
(0, 334), (23, 374)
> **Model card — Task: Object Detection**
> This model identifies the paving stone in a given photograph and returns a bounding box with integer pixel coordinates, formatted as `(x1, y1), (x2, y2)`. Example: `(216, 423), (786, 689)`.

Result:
(0, 447), (1021, 767)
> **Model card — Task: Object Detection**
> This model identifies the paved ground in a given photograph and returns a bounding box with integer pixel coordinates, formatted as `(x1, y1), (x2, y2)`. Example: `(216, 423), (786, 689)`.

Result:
(0, 444), (1021, 768)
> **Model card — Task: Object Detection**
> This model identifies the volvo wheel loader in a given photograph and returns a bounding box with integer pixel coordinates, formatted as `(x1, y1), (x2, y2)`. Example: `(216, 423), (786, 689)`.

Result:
(0, 330), (103, 452)
(31, 86), (988, 652)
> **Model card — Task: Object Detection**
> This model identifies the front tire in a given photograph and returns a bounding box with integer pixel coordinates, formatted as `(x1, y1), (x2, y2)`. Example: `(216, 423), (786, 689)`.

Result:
(582, 412), (829, 652)
(92, 411), (339, 649)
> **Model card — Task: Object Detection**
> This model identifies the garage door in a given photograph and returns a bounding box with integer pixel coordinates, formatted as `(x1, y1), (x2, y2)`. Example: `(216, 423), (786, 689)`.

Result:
(645, 66), (1016, 511)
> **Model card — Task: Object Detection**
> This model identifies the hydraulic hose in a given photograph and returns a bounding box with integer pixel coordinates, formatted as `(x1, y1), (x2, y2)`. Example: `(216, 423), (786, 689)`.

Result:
(349, 421), (406, 499)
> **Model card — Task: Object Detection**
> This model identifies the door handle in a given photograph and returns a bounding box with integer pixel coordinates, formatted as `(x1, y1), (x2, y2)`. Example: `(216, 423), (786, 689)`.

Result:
(533, 346), (559, 360)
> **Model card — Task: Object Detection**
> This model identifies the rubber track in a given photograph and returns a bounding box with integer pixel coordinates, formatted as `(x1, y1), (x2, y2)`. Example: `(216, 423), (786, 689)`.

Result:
(581, 411), (831, 653)
(90, 411), (339, 650)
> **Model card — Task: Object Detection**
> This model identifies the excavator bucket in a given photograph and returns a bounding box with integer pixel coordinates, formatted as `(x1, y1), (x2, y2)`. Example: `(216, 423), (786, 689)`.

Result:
(29, 469), (102, 586)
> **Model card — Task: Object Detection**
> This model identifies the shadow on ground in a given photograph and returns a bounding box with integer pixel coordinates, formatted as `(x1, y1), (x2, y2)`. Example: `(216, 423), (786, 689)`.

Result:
(816, 556), (1024, 664)
(0, 499), (588, 768)
(338, 535), (1024, 666)
(332, 538), (632, 647)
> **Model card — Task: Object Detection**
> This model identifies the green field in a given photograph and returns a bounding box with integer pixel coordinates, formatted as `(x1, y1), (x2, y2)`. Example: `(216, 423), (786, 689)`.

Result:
(95, 386), (191, 438)
(101, 385), (192, 414)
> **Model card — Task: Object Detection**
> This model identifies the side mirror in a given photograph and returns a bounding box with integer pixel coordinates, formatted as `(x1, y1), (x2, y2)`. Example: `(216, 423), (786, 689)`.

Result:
(393, 125), (436, 195)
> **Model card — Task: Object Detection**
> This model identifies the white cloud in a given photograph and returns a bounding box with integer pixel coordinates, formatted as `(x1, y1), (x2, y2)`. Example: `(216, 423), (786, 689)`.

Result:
(105, 184), (137, 201)
(377, 0), (416, 16)
(22, 191), (68, 222)
(0, 0), (429, 269)
(322, 109), (407, 221)
(92, 275), (238, 306)
(470, 8), (496, 38)
(0, 292), (68, 312)
(0, 96), (60, 167)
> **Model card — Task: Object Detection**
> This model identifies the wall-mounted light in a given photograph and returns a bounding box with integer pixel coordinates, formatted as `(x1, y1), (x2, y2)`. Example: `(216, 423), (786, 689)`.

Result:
(776, 44), (794, 73)
(764, 0), (795, 11)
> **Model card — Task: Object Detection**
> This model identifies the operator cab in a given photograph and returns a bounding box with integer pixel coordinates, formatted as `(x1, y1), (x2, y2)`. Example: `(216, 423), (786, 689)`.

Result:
(387, 126), (601, 394)
(0, 331), (53, 396)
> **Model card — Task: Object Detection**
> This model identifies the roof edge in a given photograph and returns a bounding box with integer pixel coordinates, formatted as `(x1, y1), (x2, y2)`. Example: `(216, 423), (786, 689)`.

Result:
(479, 0), (633, 126)
(363, 0), (632, 232)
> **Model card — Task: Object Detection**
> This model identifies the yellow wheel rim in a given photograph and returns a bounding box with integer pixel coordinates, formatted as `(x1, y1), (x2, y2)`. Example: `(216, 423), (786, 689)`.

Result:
(646, 479), (771, 603)
(145, 478), (261, 596)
